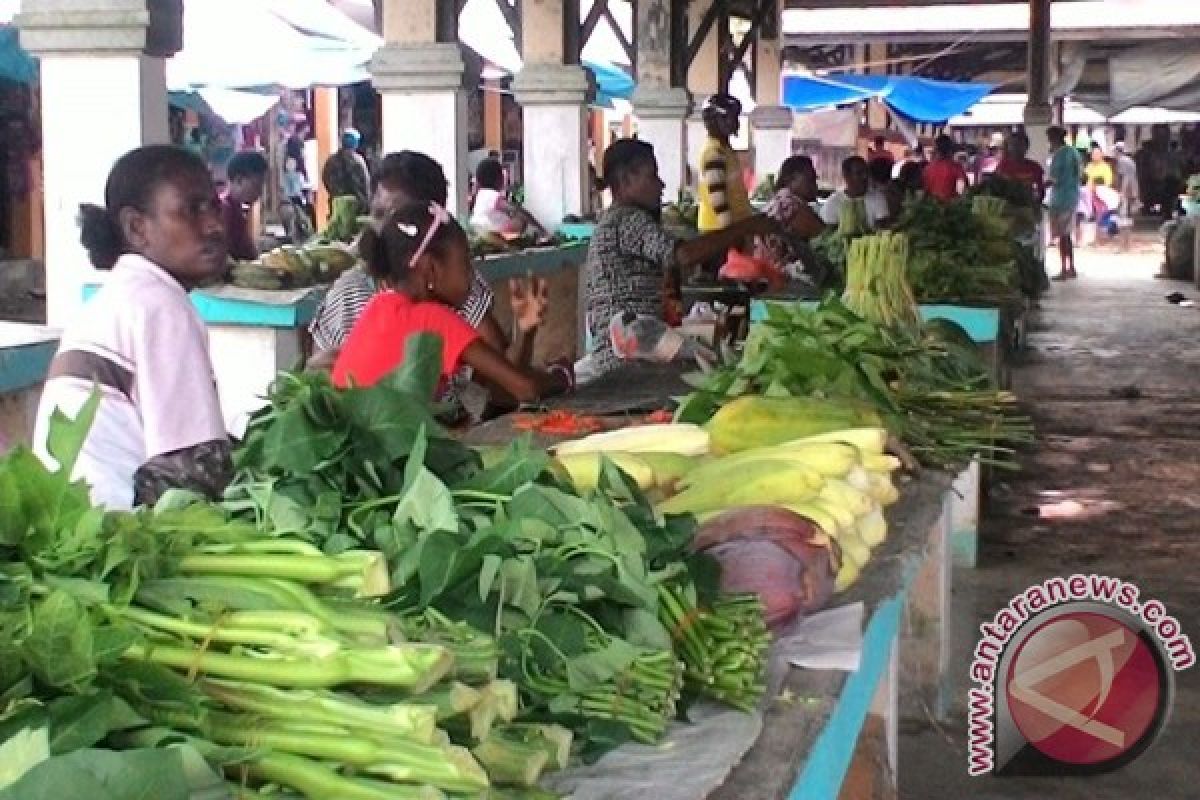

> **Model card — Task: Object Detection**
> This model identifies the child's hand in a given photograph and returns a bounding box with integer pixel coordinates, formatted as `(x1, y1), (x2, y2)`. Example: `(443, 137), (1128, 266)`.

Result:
(510, 274), (549, 332)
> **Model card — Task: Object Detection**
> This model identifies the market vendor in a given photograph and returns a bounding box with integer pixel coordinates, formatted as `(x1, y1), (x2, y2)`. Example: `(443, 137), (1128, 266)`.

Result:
(469, 157), (549, 239)
(820, 156), (886, 230)
(332, 203), (571, 404)
(34, 145), (232, 509)
(754, 155), (825, 278)
(221, 151), (268, 261)
(579, 138), (774, 381)
(698, 94), (754, 233)
(307, 151), (522, 422)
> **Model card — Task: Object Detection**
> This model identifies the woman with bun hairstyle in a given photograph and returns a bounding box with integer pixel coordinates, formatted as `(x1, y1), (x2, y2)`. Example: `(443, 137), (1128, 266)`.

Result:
(33, 145), (233, 509)
(333, 202), (571, 403)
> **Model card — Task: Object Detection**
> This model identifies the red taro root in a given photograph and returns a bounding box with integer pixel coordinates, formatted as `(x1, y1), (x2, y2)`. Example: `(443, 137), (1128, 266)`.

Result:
(693, 506), (839, 627)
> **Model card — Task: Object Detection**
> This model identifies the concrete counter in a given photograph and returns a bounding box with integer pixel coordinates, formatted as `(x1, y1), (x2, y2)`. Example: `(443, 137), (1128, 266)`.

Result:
(0, 321), (60, 449)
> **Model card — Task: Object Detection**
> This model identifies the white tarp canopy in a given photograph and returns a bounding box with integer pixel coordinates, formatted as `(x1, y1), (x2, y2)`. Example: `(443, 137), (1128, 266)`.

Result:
(948, 93), (1200, 128)
(167, 0), (381, 91)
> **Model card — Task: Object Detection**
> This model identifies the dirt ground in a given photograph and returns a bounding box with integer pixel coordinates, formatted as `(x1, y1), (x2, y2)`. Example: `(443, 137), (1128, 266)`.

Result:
(898, 231), (1200, 798)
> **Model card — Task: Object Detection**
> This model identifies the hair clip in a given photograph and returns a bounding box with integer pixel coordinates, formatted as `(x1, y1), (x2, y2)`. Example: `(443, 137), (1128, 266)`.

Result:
(396, 222), (419, 237)
(409, 202), (452, 268)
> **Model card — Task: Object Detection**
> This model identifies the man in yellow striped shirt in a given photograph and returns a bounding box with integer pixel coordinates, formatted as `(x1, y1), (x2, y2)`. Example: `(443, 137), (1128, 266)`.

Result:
(697, 94), (754, 233)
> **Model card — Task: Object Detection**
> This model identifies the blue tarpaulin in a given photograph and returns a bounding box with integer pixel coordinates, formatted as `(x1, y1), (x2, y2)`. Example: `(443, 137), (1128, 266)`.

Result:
(587, 59), (635, 109)
(0, 25), (36, 84)
(782, 74), (993, 123)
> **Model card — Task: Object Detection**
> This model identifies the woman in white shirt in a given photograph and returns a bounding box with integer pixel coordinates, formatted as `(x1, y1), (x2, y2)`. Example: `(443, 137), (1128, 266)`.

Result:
(34, 145), (232, 509)
(469, 158), (549, 238)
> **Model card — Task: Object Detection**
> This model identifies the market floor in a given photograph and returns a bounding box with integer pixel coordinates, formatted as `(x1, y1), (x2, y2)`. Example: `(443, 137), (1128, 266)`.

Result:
(898, 233), (1200, 799)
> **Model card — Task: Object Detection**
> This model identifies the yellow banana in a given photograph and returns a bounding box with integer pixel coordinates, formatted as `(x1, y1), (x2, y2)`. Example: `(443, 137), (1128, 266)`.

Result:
(862, 454), (903, 473)
(679, 442), (858, 488)
(554, 424), (710, 457)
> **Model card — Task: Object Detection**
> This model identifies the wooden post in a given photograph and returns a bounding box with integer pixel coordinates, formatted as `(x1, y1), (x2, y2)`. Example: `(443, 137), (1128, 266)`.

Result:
(484, 79), (503, 152)
(313, 86), (338, 231)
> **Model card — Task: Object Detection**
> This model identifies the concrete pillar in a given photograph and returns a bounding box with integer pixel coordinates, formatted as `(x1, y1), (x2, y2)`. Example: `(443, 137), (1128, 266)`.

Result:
(15, 0), (177, 327)
(750, 1), (793, 183)
(633, 0), (691, 203)
(512, 0), (589, 228)
(686, 1), (721, 190)
(1024, 0), (1053, 164)
(372, 0), (470, 215)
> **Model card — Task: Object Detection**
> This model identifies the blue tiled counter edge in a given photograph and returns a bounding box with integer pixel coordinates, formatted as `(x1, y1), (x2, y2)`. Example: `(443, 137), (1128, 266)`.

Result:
(751, 299), (1002, 344)
(0, 337), (58, 394)
(83, 284), (326, 329)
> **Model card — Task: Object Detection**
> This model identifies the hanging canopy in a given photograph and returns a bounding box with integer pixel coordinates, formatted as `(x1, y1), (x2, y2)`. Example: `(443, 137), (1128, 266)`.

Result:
(168, 0), (380, 91)
(782, 74), (994, 124)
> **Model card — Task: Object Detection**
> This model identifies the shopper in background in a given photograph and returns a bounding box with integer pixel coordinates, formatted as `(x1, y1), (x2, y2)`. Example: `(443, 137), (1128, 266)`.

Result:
(867, 135), (895, 168)
(994, 131), (1046, 204)
(1046, 125), (1083, 281)
(1084, 143), (1114, 189)
(34, 145), (232, 509)
(469, 157), (549, 238)
(922, 134), (968, 202)
(1114, 142), (1140, 218)
(221, 150), (269, 261)
(697, 94), (754, 233)
(322, 128), (371, 213)
(867, 157), (900, 228)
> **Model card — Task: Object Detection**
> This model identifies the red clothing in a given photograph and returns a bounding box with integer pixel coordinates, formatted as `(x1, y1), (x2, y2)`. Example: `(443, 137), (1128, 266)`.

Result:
(923, 159), (968, 202)
(221, 193), (257, 261)
(332, 291), (480, 391)
(994, 157), (1046, 203)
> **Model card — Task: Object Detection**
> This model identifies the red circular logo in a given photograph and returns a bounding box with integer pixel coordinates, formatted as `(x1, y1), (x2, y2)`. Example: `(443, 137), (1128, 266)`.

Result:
(1005, 611), (1162, 766)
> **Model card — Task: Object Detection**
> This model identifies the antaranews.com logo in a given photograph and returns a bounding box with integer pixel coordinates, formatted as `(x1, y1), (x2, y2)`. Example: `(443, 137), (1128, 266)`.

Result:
(968, 574), (1194, 777)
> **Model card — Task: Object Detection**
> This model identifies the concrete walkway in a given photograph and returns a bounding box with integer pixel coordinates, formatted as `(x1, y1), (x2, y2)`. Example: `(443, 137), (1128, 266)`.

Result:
(898, 235), (1200, 798)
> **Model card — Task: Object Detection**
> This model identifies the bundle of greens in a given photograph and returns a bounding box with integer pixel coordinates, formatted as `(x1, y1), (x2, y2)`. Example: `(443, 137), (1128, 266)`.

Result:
(227, 336), (769, 761)
(896, 195), (1019, 304)
(0, 397), (564, 799)
(841, 231), (920, 331)
(675, 297), (1033, 471)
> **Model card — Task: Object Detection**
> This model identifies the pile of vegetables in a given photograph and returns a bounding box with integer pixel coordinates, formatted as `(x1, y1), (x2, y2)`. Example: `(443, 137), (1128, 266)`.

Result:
(226, 336), (771, 761)
(0, 396), (562, 799)
(675, 297), (1033, 471)
(896, 195), (1020, 304)
(230, 243), (358, 291)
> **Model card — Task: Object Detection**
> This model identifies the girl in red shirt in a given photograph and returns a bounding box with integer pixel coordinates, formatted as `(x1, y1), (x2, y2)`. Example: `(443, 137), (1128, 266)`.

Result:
(333, 202), (571, 403)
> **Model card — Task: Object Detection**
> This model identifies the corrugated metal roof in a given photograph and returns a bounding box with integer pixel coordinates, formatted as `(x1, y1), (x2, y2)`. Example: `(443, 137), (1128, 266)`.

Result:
(784, 0), (1200, 39)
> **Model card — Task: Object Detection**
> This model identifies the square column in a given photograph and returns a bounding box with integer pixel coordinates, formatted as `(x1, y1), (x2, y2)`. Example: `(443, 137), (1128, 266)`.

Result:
(512, 64), (590, 230)
(633, 87), (692, 204)
(750, 105), (794, 184)
(370, 42), (471, 216)
(16, 2), (175, 326)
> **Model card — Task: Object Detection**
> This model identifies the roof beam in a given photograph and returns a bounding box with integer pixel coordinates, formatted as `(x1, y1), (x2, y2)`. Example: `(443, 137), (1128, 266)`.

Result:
(785, 27), (1200, 45)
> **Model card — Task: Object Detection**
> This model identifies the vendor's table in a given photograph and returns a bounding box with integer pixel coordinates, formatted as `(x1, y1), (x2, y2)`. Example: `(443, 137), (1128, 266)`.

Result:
(464, 364), (960, 798)
(0, 321), (60, 449)
(84, 282), (324, 436)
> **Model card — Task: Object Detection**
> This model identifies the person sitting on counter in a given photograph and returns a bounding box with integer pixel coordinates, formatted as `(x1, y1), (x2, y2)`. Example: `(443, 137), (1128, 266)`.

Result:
(332, 202), (571, 405)
(578, 138), (775, 383)
(308, 151), (551, 423)
(221, 150), (269, 261)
